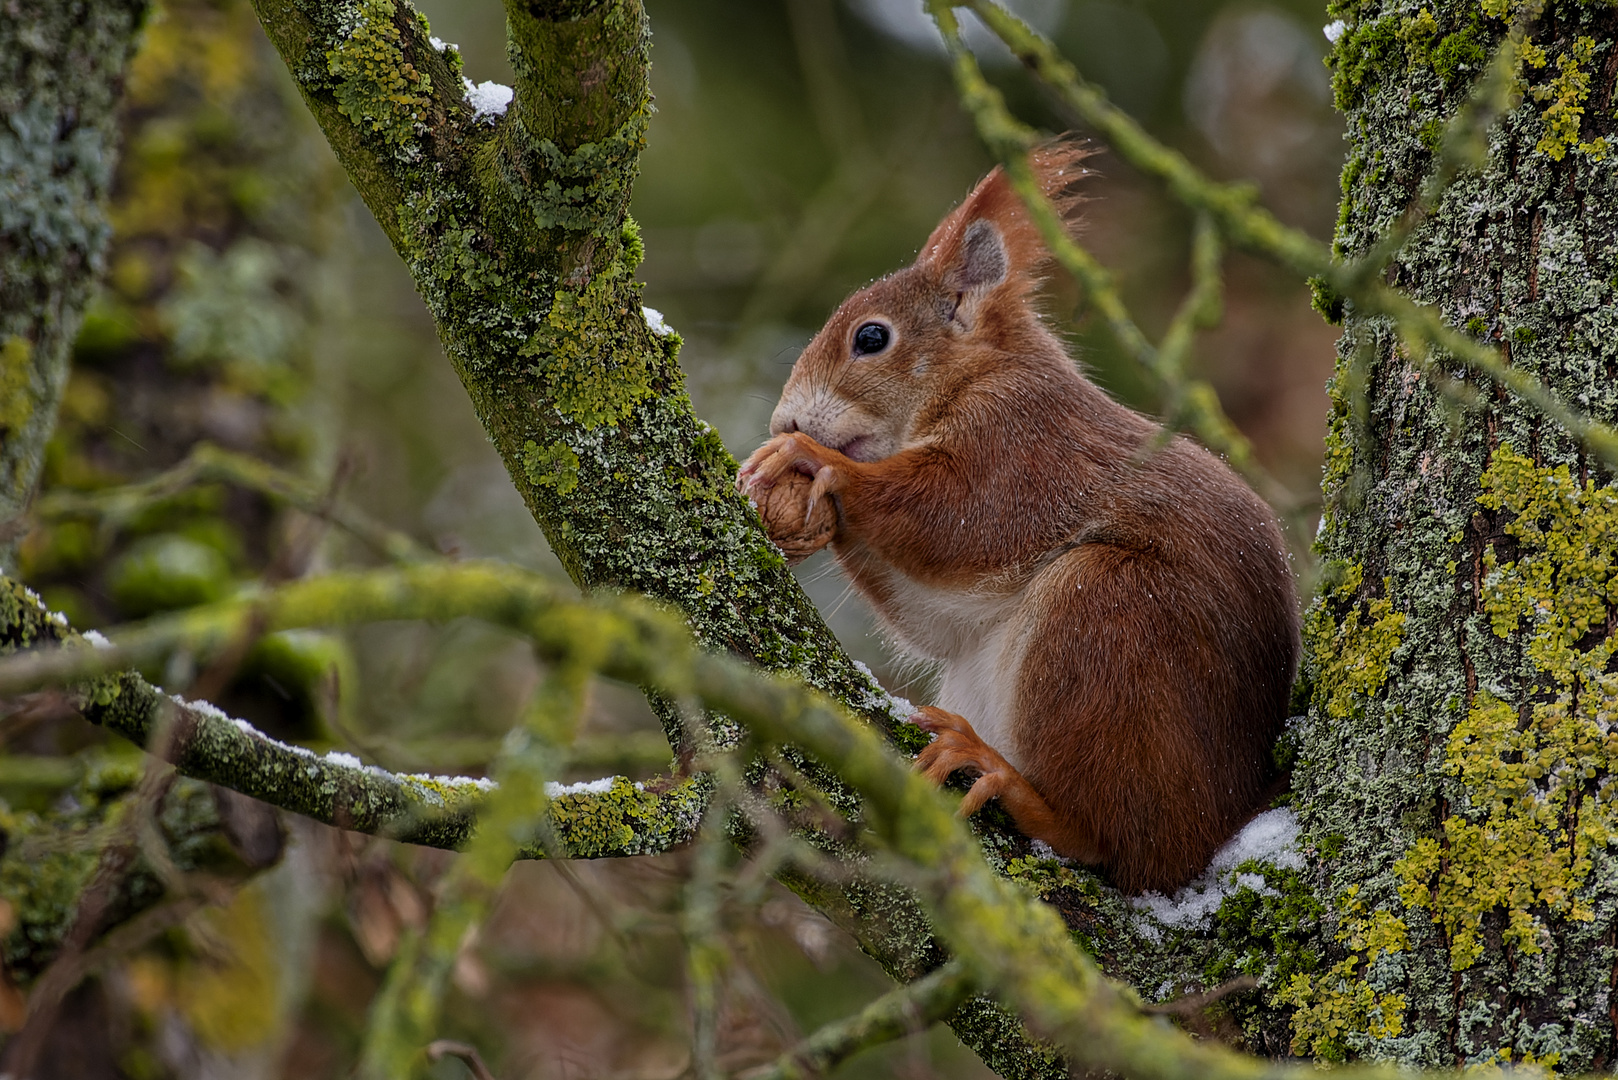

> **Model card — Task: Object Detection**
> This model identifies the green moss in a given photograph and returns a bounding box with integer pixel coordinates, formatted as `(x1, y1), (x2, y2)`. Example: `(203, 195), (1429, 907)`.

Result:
(518, 111), (650, 238)
(1395, 446), (1618, 971)
(1431, 19), (1486, 88)
(1330, 18), (1402, 111)
(1310, 276), (1346, 325)
(522, 439), (581, 496)
(1301, 562), (1407, 721)
(325, 0), (433, 148)
(1210, 864), (1324, 986)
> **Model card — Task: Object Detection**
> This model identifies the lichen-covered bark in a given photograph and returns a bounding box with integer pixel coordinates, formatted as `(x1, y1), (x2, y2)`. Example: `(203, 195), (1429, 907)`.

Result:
(0, 0), (148, 567)
(1295, 0), (1618, 1066)
(243, 0), (908, 754)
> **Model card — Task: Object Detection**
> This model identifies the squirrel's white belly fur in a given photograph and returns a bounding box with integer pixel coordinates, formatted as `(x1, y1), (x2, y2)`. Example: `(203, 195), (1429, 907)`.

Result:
(846, 550), (1031, 769)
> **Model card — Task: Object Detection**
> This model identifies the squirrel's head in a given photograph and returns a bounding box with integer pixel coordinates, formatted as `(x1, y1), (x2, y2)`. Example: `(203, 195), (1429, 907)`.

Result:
(768, 140), (1090, 461)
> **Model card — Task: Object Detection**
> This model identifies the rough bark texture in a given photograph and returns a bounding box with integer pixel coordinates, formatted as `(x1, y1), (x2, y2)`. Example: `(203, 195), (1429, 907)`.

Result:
(0, 0), (148, 566)
(1295, 0), (1618, 1066)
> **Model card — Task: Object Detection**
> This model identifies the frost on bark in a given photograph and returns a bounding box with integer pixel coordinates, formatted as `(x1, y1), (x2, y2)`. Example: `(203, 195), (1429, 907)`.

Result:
(0, 0), (148, 566)
(1296, 0), (1618, 1066)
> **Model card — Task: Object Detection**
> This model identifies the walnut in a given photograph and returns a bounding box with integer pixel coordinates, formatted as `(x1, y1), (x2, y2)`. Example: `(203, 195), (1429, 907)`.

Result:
(751, 470), (836, 565)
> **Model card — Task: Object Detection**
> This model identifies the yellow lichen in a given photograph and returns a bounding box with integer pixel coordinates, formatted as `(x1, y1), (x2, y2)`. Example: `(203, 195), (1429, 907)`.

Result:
(1303, 562), (1407, 721)
(1466, 1047), (1561, 1075)
(0, 336), (34, 436)
(1396, 446), (1618, 972)
(325, 0), (433, 147)
(1530, 37), (1608, 162)
(1280, 886), (1408, 1060)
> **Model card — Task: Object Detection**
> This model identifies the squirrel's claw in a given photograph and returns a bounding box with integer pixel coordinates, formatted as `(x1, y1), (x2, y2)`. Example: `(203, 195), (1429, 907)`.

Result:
(738, 433), (851, 504)
(804, 464), (845, 521)
(912, 707), (1016, 819)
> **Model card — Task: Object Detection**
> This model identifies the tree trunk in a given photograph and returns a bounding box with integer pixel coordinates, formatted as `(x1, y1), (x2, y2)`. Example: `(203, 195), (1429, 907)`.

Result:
(1296, 0), (1618, 1066)
(0, 0), (147, 566)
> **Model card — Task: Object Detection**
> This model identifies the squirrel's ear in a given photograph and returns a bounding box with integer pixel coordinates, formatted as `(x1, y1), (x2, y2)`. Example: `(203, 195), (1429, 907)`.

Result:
(944, 221), (1008, 329)
(918, 138), (1090, 330)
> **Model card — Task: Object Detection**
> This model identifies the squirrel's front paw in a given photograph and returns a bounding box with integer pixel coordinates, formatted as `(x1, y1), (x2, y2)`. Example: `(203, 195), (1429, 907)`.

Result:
(737, 434), (852, 562)
(912, 707), (1016, 818)
(738, 433), (849, 511)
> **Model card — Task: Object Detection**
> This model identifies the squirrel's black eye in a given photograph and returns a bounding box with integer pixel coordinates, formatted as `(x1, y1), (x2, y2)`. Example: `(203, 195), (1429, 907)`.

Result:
(853, 321), (891, 357)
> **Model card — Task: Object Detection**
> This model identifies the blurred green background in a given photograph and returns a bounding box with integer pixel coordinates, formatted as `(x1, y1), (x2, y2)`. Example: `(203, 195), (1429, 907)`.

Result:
(5, 0), (1344, 1076)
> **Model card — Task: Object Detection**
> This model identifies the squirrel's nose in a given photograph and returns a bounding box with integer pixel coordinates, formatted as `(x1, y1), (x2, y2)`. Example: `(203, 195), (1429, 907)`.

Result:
(769, 413), (798, 436)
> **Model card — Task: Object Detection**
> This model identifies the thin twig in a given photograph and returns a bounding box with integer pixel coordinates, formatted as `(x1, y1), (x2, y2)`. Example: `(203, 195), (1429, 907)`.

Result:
(741, 960), (974, 1080)
(1141, 975), (1260, 1017)
(426, 1040), (499, 1080)
(36, 443), (432, 564)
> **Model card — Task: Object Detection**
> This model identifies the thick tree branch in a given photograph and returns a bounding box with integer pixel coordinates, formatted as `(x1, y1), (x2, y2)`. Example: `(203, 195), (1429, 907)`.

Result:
(0, 576), (705, 861)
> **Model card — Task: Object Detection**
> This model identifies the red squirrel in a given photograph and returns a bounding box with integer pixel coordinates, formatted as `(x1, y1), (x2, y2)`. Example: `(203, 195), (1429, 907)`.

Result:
(736, 144), (1300, 894)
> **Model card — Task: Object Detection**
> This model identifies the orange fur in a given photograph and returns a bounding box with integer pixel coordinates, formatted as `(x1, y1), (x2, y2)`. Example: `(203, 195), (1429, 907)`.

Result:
(738, 143), (1299, 894)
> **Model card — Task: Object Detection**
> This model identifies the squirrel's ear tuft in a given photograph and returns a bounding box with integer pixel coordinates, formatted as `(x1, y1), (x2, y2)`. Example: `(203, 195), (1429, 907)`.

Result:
(918, 137), (1091, 329)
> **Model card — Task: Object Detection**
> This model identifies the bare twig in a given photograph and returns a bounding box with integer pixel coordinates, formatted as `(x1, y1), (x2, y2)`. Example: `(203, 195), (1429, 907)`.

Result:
(36, 443), (432, 564)
(426, 1040), (499, 1080)
(1141, 975), (1260, 1017)
(742, 960), (974, 1080)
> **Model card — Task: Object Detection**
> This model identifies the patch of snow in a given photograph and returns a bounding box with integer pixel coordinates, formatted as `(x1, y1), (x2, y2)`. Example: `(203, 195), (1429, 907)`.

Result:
(429, 36), (457, 53)
(643, 307), (675, 337)
(324, 750), (363, 769)
(1130, 808), (1303, 930)
(462, 77), (513, 122)
(408, 773), (497, 792)
(172, 696), (316, 758)
(851, 660), (917, 726)
(545, 776), (619, 798)
(171, 693), (232, 725)
(82, 630), (112, 649)
(1323, 19), (1346, 42)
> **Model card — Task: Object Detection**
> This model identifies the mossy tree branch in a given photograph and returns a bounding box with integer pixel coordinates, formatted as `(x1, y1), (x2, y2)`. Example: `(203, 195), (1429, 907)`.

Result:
(243, 0), (904, 756)
(0, 0), (149, 567)
(0, 575), (706, 862)
(0, 562), (1414, 1080)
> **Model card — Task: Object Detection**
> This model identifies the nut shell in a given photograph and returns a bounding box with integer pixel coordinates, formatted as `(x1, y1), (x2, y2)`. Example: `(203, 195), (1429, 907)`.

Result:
(752, 471), (836, 565)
